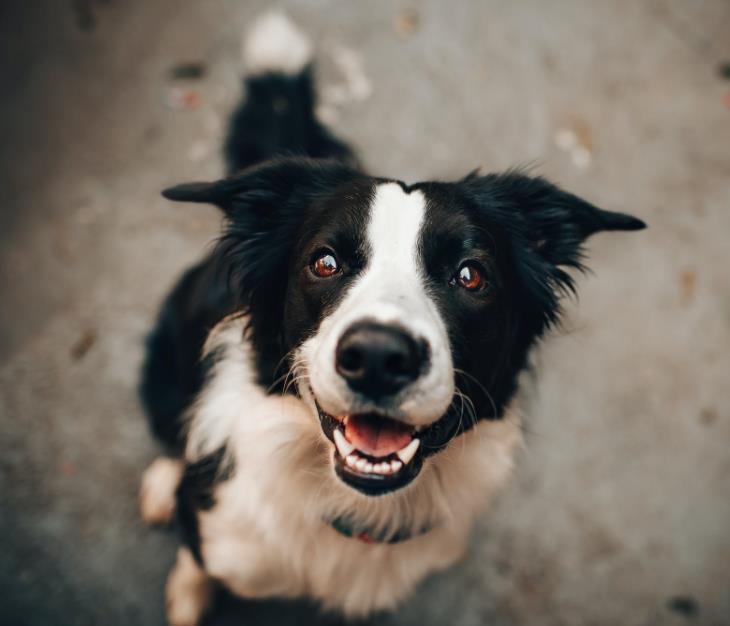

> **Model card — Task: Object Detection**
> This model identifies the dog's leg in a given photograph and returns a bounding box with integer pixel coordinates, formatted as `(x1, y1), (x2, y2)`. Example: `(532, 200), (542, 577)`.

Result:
(166, 547), (214, 626)
(139, 456), (184, 525)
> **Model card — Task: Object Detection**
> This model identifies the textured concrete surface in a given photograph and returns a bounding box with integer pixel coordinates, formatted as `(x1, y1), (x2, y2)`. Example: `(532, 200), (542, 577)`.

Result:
(1, 1), (729, 625)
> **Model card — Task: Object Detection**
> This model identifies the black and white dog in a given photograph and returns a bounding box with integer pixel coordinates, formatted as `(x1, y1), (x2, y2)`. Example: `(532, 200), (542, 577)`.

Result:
(139, 13), (645, 626)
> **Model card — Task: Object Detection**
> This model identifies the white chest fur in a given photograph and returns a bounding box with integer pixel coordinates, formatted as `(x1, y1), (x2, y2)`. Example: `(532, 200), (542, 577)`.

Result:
(187, 317), (522, 616)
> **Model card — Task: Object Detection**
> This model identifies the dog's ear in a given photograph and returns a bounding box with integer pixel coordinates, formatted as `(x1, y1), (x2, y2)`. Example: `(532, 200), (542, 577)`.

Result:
(462, 170), (646, 261)
(162, 180), (233, 205)
(461, 171), (646, 325)
(162, 157), (359, 216)
(162, 157), (362, 307)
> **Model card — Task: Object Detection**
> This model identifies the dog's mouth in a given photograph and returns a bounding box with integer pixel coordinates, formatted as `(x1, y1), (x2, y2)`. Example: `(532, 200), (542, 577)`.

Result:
(317, 403), (461, 496)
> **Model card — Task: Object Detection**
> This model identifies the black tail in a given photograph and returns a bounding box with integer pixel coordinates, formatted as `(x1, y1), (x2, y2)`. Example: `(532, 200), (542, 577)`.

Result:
(224, 12), (357, 173)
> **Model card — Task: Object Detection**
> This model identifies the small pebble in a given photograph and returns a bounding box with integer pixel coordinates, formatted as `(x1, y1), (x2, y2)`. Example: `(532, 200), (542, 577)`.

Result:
(70, 329), (97, 361)
(571, 145), (592, 169)
(169, 62), (207, 80)
(717, 62), (730, 81)
(166, 87), (202, 110)
(395, 9), (419, 38)
(554, 127), (593, 169)
(679, 269), (697, 305)
(554, 128), (578, 151)
(667, 595), (699, 618)
(699, 408), (718, 426)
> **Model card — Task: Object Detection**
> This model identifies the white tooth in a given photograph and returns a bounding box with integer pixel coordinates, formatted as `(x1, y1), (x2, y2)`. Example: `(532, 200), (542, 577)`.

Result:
(396, 439), (420, 465)
(374, 463), (386, 474)
(364, 462), (374, 473)
(391, 460), (403, 473)
(333, 429), (355, 457)
(356, 459), (367, 471)
(346, 454), (358, 468)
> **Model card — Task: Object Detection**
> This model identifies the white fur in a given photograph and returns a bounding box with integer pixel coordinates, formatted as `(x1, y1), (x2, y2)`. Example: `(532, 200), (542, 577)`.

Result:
(243, 12), (312, 77)
(183, 315), (522, 618)
(139, 457), (184, 526)
(303, 182), (455, 427)
(185, 315), (264, 460)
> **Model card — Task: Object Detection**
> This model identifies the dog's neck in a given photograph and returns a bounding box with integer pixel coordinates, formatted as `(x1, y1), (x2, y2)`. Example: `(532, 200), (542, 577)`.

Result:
(328, 514), (434, 544)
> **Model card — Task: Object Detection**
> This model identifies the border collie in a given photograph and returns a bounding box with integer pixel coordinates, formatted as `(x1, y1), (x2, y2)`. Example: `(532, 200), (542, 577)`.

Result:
(138, 12), (645, 626)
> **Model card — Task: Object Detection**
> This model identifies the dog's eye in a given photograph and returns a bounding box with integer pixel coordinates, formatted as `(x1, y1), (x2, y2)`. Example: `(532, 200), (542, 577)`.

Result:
(311, 251), (340, 278)
(453, 263), (487, 292)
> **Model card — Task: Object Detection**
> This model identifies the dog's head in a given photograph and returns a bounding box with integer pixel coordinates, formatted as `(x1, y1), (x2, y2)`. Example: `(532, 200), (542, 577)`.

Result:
(164, 157), (644, 496)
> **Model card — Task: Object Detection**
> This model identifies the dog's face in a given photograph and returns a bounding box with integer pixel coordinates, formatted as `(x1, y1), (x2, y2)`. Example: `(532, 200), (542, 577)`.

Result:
(164, 157), (644, 496)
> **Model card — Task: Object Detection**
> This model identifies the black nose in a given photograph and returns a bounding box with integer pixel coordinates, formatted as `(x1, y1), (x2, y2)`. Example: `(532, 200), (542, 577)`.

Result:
(335, 322), (426, 398)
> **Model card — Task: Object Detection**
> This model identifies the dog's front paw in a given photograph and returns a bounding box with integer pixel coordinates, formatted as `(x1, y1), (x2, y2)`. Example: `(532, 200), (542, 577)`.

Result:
(166, 547), (214, 626)
(139, 457), (183, 526)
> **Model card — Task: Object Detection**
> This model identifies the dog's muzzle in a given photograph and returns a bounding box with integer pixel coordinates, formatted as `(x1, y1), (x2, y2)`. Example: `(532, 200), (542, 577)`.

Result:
(317, 403), (462, 496)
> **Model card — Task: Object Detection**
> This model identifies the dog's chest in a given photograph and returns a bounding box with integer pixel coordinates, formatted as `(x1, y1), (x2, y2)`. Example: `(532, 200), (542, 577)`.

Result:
(185, 357), (522, 615)
(196, 468), (467, 616)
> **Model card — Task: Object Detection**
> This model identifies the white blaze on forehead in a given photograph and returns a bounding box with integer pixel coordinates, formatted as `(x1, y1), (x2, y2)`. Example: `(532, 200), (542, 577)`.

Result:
(340, 182), (431, 323)
(366, 183), (426, 279)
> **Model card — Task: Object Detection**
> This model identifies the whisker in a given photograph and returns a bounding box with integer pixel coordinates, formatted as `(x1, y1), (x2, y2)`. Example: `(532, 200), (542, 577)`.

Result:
(453, 367), (499, 420)
(266, 346), (304, 394)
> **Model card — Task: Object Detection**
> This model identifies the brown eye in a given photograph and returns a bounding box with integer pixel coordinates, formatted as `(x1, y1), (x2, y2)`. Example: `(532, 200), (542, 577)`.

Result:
(455, 263), (486, 291)
(311, 252), (340, 278)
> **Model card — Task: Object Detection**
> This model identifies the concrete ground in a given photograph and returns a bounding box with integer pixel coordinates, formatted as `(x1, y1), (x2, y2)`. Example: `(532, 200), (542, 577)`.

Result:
(1, 1), (729, 625)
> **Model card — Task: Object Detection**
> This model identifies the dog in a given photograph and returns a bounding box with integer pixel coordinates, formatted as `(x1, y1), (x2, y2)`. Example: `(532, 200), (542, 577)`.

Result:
(138, 12), (645, 626)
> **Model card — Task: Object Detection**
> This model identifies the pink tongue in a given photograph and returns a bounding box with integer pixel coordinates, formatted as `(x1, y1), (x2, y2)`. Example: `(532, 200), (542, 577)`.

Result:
(345, 414), (413, 457)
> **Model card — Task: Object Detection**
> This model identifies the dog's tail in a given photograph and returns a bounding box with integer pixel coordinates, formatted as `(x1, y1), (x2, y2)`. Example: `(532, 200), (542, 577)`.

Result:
(224, 12), (356, 173)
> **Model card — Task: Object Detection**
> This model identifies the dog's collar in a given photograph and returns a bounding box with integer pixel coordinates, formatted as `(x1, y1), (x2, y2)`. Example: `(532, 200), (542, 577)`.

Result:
(328, 516), (432, 544)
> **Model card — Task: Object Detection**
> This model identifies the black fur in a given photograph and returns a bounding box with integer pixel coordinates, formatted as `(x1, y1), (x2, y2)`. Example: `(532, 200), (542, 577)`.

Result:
(140, 258), (236, 448)
(140, 40), (645, 550)
(176, 447), (233, 563)
(144, 87), (645, 453)
(140, 64), (357, 444)
(415, 174), (645, 423)
(163, 159), (374, 391)
(140, 64), (368, 560)
(155, 161), (643, 453)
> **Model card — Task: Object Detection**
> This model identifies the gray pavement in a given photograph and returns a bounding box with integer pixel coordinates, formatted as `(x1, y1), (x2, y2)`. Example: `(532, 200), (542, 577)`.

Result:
(1, 1), (729, 625)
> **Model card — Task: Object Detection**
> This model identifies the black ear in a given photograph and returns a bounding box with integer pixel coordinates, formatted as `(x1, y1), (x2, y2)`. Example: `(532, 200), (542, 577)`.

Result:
(161, 180), (233, 205)
(162, 157), (362, 309)
(464, 171), (645, 261)
(162, 157), (360, 214)
(461, 171), (646, 325)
